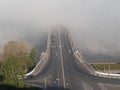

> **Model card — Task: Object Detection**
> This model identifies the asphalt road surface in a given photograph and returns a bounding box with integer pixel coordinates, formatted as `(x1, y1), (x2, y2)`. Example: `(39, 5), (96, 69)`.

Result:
(24, 28), (120, 90)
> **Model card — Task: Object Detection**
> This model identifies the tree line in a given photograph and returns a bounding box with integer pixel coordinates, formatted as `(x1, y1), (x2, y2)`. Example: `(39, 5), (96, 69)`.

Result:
(0, 41), (37, 88)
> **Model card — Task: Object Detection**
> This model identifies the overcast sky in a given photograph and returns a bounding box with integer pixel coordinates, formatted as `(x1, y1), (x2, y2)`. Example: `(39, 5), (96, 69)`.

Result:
(0, 0), (120, 55)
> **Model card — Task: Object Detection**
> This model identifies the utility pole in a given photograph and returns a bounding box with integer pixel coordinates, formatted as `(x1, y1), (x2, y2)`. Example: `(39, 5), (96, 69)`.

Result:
(108, 64), (110, 75)
(104, 64), (105, 72)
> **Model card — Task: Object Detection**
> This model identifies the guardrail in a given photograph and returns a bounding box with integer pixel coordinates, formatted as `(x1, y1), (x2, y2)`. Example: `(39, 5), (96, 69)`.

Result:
(25, 31), (51, 77)
(67, 30), (120, 79)
(94, 71), (120, 79)
(67, 31), (75, 52)
(67, 31), (95, 73)
(73, 51), (95, 74)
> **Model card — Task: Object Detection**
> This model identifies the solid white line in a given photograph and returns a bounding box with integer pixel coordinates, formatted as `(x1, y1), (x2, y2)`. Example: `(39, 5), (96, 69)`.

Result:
(58, 30), (66, 88)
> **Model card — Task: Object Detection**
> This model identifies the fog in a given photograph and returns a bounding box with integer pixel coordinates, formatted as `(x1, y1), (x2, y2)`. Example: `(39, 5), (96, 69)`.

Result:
(0, 0), (120, 56)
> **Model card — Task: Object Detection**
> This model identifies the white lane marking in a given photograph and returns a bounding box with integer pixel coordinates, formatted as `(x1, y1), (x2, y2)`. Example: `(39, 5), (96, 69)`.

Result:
(81, 81), (93, 90)
(58, 31), (66, 88)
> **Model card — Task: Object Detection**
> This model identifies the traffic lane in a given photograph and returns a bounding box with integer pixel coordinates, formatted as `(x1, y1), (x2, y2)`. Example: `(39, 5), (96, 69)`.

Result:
(48, 29), (68, 89)
(25, 29), (120, 90)
(60, 30), (120, 86)
(61, 46), (99, 90)
(25, 31), (61, 88)
(24, 31), (59, 80)
(63, 45), (102, 89)
(60, 30), (120, 90)
(61, 29), (96, 74)
(36, 30), (60, 78)
(62, 52), (85, 90)
(46, 30), (102, 90)
(37, 30), (63, 88)
(60, 30), (83, 90)
(60, 31), (85, 90)
(43, 30), (64, 88)
(24, 49), (55, 86)
(60, 29), (95, 90)
(35, 30), (60, 76)
(71, 53), (120, 85)
(61, 30), (89, 73)
(50, 47), (62, 88)
(31, 31), (57, 75)
(31, 45), (62, 88)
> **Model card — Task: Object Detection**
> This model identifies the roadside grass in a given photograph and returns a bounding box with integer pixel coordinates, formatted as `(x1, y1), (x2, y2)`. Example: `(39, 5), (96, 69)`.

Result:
(91, 64), (120, 71)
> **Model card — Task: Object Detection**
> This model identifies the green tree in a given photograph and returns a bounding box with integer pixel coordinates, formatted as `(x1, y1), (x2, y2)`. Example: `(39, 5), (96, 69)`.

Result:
(3, 41), (35, 71)
(0, 57), (25, 87)
(29, 48), (37, 60)
(0, 41), (36, 88)
(25, 56), (35, 72)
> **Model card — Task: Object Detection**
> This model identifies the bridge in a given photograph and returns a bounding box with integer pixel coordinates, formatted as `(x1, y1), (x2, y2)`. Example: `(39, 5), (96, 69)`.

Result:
(24, 27), (120, 90)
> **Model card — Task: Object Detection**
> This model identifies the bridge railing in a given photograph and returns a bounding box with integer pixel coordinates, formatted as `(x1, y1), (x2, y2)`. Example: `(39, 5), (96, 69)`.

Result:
(67, 31), (95, 72)
(25, 31), (51, 77)
(67, 31), (120, 79)
(94, 71), (120, 79)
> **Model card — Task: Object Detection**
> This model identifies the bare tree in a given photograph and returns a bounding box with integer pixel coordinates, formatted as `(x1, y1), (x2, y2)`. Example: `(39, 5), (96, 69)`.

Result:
(3, 41), (29, 59)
